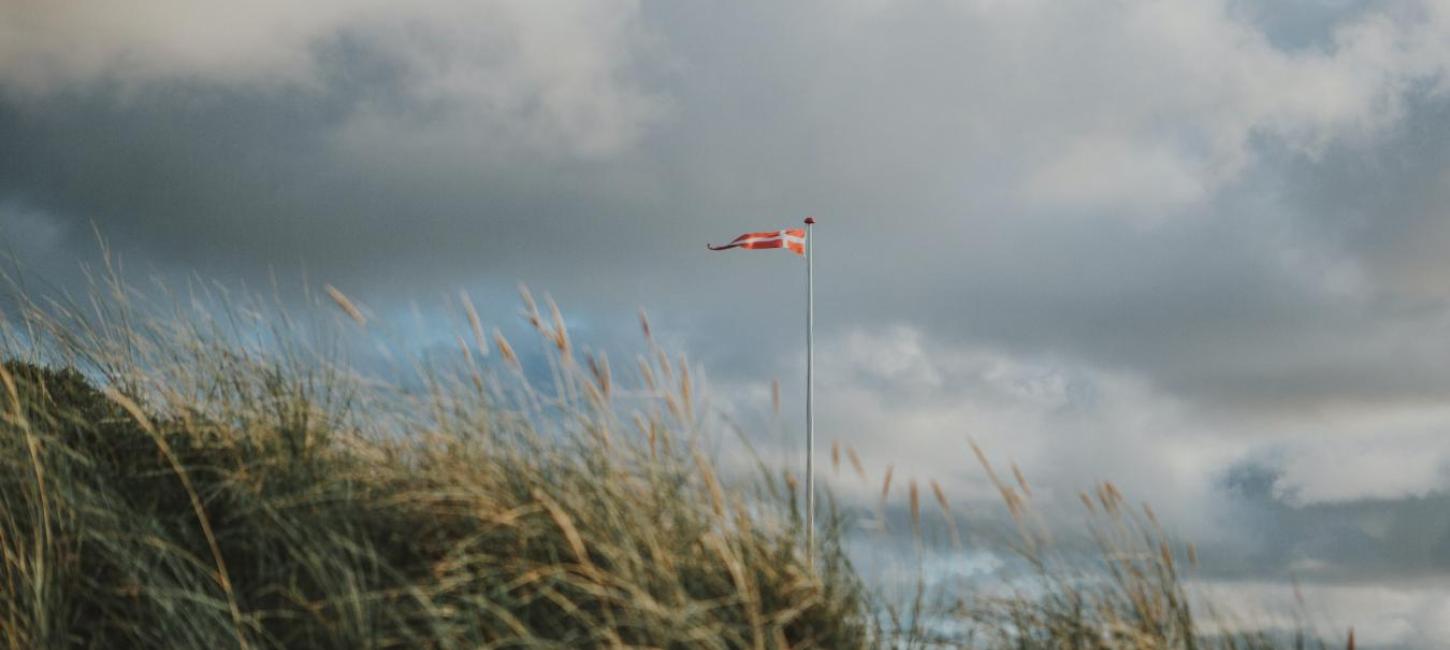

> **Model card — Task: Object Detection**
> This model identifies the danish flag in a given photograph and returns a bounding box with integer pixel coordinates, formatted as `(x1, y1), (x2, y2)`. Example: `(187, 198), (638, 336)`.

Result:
(707, 228), (806, 256)
(708, 217), (818, 554)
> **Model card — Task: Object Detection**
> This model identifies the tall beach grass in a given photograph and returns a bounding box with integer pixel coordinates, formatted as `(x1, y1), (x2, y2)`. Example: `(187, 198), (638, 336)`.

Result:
(0, 257), (1342, 648)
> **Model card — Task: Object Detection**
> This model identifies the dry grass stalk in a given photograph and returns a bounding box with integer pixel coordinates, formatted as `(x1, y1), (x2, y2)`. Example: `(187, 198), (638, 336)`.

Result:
(533, 488), (590, 569)
(103, 387), (249, 649)
(929, 479), (961, 547)
(1010, 462), (1033, 498)
(459, 289), (489, 357)
(0, 361), (18, 416)
(546, 296), (570, 356)
(908, 479), (921, 538)
(493, 328), (518, 369)
(637, 355), (656, 391)
(678, 356), (693, 424)
(323, 284), (366, 327)
(587, 352), (612, 399)
(518, 284), (542, 331)
(638, 308), (652, 341)
(846, 447), (867, 483)
(695, 451), (726, 519)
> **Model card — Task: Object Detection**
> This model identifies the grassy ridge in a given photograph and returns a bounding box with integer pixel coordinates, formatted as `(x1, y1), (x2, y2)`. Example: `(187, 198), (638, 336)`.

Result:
(0, 360), (873, 648)
(0, 274), (869, 648)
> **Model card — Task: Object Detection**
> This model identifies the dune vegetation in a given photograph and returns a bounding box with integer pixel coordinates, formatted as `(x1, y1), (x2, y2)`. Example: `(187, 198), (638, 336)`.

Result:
(0, 260), (1339, 649)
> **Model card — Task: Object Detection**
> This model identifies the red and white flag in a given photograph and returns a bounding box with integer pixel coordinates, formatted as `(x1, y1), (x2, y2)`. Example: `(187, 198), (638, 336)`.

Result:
(707, 228), (806, 255)
(708, 217), (818, 553)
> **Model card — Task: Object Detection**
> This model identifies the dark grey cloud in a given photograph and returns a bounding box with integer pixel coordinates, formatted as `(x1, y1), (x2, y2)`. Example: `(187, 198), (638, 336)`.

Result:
(1216, 461), (1450, 584)
(1230, 0), (1386, 51)
(1279, 88), (1450, 301)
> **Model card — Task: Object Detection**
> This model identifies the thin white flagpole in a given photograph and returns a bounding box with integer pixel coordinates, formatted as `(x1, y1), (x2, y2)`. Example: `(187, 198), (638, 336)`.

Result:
(804, 216), (816, 560)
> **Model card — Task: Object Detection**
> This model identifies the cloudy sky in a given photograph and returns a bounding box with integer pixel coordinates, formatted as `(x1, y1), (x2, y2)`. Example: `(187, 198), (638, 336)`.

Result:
(6, 0), (1450, 644)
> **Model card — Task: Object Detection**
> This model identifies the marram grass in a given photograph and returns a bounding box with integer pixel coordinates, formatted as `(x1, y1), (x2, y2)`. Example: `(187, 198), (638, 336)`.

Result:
(0, 264), (1341, 649)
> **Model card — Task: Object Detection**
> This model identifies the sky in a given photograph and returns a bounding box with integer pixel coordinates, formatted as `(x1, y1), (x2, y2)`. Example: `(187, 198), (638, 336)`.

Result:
(5, 0), (1450, 644)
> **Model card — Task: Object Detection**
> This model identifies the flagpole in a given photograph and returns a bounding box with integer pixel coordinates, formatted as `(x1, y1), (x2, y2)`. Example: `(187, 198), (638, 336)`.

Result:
(804, 216), (816, 560)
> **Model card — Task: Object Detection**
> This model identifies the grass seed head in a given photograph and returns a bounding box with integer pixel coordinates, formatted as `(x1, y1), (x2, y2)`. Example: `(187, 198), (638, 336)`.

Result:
(493, 328), (518, 368)
(547, 296), (570, 356)
(846, 447), (866, 482)
(324, 284), (366, 327)
(518, 284), (541, 330)
(638, 308), (652, 341)
(459, 289), (489, 357)
(588, 352), (611, 398)
(909, 479), (921, 537)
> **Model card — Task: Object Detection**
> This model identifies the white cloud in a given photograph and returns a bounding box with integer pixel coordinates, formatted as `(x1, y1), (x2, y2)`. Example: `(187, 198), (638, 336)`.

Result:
(761, 0), (1450, 216)
(714, 325), (1252, 543)
(1199, 580), (1450, 648)
(332, 1), (668, 162)
(1270, 409), (1450, 505)
(0, 1), (365, 91)
(721, 322), (1450, 545)
(0, 1), (666, 159)
(980, 0), (1450, 212)
(1026, 135), (1208, 213)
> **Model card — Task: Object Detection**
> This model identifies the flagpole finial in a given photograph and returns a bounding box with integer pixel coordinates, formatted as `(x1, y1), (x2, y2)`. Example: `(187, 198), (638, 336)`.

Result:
(804, 217), (816, 225)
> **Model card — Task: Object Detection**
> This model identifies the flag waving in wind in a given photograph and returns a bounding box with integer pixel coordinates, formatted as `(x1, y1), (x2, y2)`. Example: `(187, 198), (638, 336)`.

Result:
(707, 228), (806, 255)
(707, 217), (818, 556)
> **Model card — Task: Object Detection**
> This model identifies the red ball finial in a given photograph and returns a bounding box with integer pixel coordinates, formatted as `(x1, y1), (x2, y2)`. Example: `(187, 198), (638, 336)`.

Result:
(804, 216), (816, 224)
